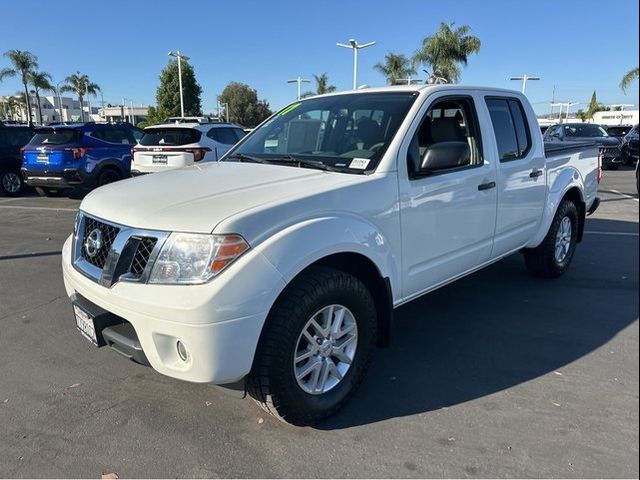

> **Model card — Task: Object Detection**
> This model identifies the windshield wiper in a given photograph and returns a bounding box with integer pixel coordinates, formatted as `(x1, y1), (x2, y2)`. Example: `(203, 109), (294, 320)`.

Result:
(276, 155), (342, 173)
(228, 153), (273, 164)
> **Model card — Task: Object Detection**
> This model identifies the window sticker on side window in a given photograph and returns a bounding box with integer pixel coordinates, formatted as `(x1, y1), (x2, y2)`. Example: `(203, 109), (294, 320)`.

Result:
(349, 158), (370, 169)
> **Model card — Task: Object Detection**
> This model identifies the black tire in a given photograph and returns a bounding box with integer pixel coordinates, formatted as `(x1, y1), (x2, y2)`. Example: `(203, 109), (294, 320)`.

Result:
(524, 199), (579, 278)
(97, 168), (122, 187)
(35, 186), (63, 197)
(0, 170), (23, 196)
(247, 266), (377, 426)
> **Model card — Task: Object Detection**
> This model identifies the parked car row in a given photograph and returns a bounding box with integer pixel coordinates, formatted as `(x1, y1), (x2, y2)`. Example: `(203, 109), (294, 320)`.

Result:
(543, 122), (639, 170)
(0, 119), (247, 197)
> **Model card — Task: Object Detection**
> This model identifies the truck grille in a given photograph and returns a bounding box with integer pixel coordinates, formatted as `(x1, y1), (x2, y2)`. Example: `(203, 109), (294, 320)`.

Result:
(72, 213), (169, 286)
(600, 146), (620, 157)
(81, 217), (120, 268)
(130, 238), (157, 276)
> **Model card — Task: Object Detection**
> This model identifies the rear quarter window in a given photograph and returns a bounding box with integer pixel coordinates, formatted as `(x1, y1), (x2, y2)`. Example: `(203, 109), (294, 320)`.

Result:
(139, 128), (201, 146)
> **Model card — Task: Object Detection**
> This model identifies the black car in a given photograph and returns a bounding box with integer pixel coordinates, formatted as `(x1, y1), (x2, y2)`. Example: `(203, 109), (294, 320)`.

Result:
(543, 123), (623, 170)
(620, 124), (639, 166)
(605, 124), (634, 138)
(0, 122), (34, 195)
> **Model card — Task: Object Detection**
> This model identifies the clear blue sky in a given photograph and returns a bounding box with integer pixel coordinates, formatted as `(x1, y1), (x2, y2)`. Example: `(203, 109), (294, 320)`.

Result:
(2, 0), (638, 115)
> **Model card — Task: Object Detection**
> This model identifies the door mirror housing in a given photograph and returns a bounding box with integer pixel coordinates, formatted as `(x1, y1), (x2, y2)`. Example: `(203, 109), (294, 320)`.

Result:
(419, 141), (470, 173)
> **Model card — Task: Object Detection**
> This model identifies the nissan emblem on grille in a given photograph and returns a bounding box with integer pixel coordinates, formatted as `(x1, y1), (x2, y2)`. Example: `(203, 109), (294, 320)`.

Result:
(84, 228), (103, 258)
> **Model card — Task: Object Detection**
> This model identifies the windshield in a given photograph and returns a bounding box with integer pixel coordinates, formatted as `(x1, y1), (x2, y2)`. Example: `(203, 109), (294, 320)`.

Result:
(565, 124), (608, 137)
(139, 128), (201, 146)
(226, 92), (418, 173)
(28, 129), (80, 146)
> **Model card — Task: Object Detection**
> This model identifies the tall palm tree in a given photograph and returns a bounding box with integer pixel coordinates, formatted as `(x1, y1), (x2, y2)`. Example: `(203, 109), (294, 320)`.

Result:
(313, 73), (336, 94)
(60, 71), (100, 122)
(28, 70), (54, 124)
(413, 22), (481, 84)
(0, 49), (39, 125)
(620, 67), (639, 93)
(374, 52), (416, 85)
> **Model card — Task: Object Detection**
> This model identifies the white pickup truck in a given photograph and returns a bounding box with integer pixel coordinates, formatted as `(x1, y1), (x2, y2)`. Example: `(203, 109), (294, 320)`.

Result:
(62, 85), (601, 425)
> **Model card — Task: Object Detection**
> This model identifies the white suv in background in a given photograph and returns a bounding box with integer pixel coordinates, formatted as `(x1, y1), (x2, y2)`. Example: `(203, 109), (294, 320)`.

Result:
(131, 122), (246, 175)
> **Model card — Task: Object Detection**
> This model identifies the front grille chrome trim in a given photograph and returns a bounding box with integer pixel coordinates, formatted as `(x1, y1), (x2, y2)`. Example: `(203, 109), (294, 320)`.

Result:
(72, 212), (170, 287)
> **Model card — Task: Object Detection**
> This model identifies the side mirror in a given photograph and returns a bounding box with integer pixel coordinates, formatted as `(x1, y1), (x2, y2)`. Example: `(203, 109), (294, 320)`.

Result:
(420, 141), (470, 173)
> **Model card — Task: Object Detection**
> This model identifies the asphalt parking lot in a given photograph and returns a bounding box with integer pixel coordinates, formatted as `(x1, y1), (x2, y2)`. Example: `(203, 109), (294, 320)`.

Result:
(0, 169), (638, 478)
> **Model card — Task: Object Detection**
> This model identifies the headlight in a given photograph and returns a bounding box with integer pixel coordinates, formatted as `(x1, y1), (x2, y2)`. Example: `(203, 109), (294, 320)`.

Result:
(149, 233), (249, 284)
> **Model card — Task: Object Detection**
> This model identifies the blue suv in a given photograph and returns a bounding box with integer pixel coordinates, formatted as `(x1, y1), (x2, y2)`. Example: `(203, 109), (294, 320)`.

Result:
(22, 123), (143, 196)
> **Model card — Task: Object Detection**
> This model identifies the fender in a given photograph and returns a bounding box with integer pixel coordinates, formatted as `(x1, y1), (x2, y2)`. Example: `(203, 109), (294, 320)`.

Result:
(252, 213), (400, 303)
(526, 165), (585, 248)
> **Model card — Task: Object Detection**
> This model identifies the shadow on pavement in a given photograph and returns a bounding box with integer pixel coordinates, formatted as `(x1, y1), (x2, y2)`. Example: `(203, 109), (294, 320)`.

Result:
(318, 217), (639, 430)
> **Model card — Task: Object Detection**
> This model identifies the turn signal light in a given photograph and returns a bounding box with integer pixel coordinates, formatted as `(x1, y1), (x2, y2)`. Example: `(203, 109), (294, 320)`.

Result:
(210, 235), (250, 274)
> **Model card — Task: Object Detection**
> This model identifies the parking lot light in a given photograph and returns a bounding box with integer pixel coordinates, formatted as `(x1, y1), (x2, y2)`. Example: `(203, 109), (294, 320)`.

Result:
(337, 38), (376, 90)
(287, 76), (311, 101)
(168, 51), (190, 117)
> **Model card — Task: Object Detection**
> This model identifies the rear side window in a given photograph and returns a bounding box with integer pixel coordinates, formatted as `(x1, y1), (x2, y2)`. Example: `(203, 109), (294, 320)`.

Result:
(28, 129), (80, 146)
(208, 127), (242, 145)
(92, 128), (133, 144)
(486, 98), (523, 161)
(508, 100), (531, 157)
(233, 128), (246, 141)
(139, 128), (201, 146)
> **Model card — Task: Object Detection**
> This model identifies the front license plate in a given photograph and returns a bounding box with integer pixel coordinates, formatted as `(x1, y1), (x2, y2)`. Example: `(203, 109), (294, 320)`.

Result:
(152, 155), (168, 164)
(74, 304), (97, 345)
(36, 154), (49, 162)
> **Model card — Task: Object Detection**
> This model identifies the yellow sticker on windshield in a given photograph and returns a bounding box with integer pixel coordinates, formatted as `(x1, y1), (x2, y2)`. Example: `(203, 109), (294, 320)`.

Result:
(279, 102), (301, 116)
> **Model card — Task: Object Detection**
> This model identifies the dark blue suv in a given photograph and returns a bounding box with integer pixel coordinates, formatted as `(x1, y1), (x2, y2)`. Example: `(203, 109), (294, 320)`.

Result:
(22, 123), (143, 196)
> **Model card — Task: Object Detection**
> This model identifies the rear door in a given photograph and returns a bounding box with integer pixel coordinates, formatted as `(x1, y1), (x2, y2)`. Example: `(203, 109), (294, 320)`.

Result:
(89, 127), (137, 174)
(398, 92), (498, 299)
(133, 127), (201, 171)
(484, 96), (546, 257)
(22, 128), (81, 170)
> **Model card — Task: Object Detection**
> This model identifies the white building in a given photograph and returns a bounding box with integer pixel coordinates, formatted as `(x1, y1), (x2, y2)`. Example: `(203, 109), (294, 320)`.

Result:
(592, 109), (639, 126)
(0, 95), (99, 124)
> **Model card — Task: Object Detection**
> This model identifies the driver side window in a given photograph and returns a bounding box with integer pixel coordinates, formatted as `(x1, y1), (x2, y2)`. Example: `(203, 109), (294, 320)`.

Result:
(408, 96), (483, 177)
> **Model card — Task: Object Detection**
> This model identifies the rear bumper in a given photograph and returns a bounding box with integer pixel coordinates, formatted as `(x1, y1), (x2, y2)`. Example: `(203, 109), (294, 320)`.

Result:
(22, 168), (95, 189)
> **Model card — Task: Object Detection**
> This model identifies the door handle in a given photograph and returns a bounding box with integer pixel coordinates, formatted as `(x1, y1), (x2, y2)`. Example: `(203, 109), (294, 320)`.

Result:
(478, 181), (496, 191)
(529, 169), (543, 178)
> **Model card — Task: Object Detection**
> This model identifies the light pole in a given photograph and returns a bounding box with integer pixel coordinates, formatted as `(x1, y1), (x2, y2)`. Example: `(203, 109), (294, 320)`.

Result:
(287, 76), (311, 100)
(510, 74), (540, 94)
(168, 50), (190, 117)
(337, 38), (376, 90)
(55, 80), (65, 123)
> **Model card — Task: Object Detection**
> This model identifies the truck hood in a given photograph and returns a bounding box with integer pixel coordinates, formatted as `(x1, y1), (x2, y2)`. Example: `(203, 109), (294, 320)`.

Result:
(80, 162), (361, 233)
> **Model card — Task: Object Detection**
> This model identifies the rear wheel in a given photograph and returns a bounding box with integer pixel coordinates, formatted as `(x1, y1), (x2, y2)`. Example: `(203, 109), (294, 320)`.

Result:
(0, 170), (23, 196)
(524, 199), (579, 278)
(97, 168), (122, 187)
(35, 187), (63, 197)
(247, 266), (376, 426)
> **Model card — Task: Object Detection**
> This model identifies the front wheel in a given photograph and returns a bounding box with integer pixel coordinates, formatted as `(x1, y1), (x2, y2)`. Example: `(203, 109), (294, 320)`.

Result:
(0, 170), (23, 196)
(247, 266), (376, 426)
(524, 199), (579, 278)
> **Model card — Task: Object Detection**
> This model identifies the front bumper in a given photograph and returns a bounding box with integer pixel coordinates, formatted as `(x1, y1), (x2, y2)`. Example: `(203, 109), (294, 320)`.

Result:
(62, 235), (286, 384)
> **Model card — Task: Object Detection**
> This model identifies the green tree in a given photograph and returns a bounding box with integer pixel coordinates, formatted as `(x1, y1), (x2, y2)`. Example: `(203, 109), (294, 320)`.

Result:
(1, 49), (39, 125)
(374, 53), (416, 85)
(28, 70), (53, 124)
(156, 59), (202, 117)
(413, 22), (481, 84)
(585, 90), (608, 119)
(302, 73), (337, 98)
(218, 82), (272, 128)
(620, 67), (638, 93)
(137, 105), (168, 128)
(60, 71), (100, 122)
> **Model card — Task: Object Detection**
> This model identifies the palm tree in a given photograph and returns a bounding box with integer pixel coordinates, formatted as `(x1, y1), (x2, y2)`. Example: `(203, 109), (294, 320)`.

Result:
(0, 49), (39, 125)
(374, 53), (416, 85)
(313, 73), (336, 95)
(413, 22), (481, 84)
(60, 71), (100, 122)
(28, 70), (54, 124)
(620, 67), (639, 93)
